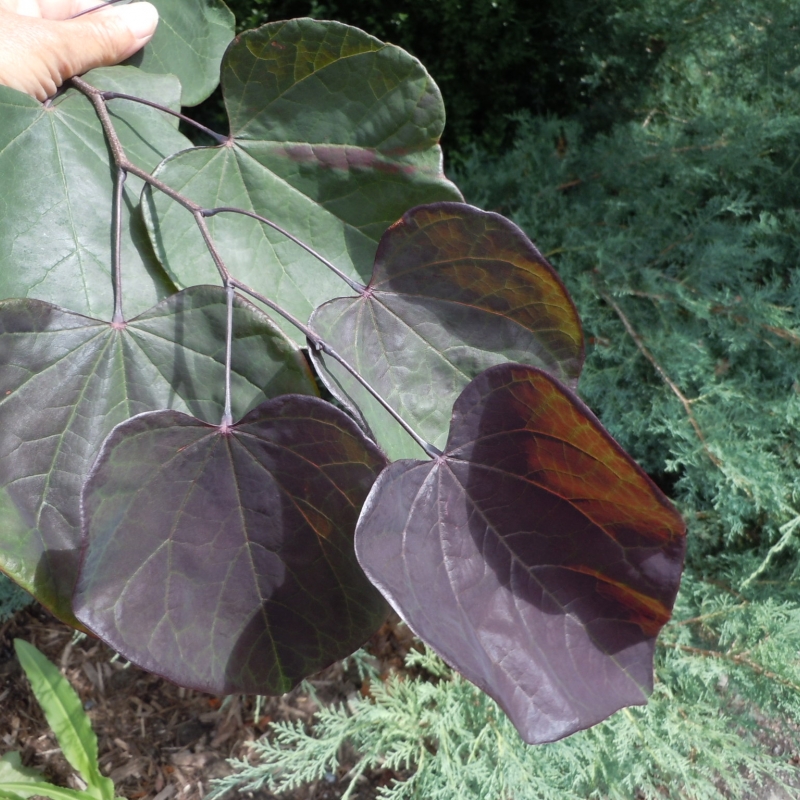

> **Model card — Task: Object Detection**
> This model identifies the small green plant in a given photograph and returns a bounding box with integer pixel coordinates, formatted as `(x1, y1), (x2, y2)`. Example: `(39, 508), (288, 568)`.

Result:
(0, 640), (116, 800)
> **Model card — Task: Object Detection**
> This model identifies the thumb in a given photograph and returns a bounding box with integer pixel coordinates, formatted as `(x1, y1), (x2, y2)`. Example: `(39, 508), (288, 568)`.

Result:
(55, 2), (159, 79)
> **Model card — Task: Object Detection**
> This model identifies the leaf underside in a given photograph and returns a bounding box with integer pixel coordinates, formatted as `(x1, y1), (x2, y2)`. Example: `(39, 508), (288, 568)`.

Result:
(0, 68), (192, 322)
(0, 287), (316, 626)
(75, 398), (389, 694)
(355, 363), (686, 744)
(123, 0), (235, 106)
(144, 19), (463, 343)
(311, 202), (585, 459)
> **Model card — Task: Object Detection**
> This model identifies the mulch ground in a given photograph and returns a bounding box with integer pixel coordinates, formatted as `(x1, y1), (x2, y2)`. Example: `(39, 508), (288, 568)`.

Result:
(0, 606), (417, 800)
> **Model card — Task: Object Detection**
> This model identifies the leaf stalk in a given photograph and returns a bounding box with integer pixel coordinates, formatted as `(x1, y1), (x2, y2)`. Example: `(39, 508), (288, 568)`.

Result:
(101, 91), (229, 145)
(222, 282), (235, 430)
(112, 167), (126, 326)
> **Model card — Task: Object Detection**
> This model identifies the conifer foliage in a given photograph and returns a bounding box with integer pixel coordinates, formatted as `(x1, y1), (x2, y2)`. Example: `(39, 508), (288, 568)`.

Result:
(0, 0), (686, 749)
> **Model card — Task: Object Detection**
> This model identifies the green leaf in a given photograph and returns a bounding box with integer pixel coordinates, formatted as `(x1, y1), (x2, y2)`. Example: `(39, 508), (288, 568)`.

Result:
(0, 753), (42, 789)
(0, 67), (190, 321)
(13, 640), (113, 800)
(144, 19), (462, 343)
(311, 203), (585, 459)
(0, 287), (316, 625)
(0, 785), (90, 800)
(124, 0), (235, 106)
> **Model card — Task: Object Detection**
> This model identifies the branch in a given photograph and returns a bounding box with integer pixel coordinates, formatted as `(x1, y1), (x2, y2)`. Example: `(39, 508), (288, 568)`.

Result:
(673, 602), (748, 627)
(660, 641), (800, 693)
(70, 77), (203, 217)
(227, 275), (442, 459)
(73, 79), (367, 294)
(597, 287), (722, 468)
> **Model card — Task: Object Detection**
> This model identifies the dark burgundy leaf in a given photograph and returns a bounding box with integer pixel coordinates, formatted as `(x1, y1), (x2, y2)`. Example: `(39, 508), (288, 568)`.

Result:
(74, 396), (389, 694)
(355, 363), (685, 744)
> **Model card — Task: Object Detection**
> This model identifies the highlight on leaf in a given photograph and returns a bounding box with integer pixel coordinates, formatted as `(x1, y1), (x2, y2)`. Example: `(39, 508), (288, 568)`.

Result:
(310, 202), (585, 459)
(355, 363), (686, 744)
(74, 397), (389, 694)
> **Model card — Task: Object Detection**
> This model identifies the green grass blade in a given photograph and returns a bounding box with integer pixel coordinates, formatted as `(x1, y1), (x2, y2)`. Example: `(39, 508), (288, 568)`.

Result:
(13, 640), (115, 800)
(0, 753), (42, 786)
(0, 782), (96, 800)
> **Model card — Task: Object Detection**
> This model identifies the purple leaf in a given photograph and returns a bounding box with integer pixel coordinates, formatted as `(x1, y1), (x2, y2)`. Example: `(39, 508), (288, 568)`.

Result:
(311, 202), (584, 459)
(75, 396), (389, 694)
(355, 363), (686, 743)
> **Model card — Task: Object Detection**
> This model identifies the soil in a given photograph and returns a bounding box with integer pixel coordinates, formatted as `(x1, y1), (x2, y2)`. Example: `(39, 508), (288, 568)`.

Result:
(0, 605), (417, 800)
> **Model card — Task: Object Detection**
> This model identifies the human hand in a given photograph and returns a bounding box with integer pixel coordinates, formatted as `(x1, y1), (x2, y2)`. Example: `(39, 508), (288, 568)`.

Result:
(0, 0), (159, 101)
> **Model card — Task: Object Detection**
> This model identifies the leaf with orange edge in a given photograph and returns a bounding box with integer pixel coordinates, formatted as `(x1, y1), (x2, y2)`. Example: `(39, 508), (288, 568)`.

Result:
(310, 203), (584, 460)
(355, 363), (685, 744)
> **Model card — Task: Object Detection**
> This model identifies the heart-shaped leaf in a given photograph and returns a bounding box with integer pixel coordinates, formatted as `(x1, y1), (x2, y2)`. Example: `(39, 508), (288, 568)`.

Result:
(355, 363), (686, 744)
(143, 19), (462, 343)
(0, 68), (191, 320)
(0, 287), (316, 626)
(310, 203), (585, 459)
(74, 398), (389, 694)
(123, 0), (235, 106)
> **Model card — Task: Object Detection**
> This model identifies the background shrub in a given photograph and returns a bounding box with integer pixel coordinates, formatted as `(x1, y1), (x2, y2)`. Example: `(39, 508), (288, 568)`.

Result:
(197, 0), (667, 153)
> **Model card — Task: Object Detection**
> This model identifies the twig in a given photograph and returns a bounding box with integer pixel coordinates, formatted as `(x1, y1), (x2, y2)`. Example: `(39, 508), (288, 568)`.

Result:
(741, 513), (800, 589)
(228, 276), (442, 459)
(760, 324), (800, 346)
(74, 79), (367, 297)
(673, 603), (748, 627)
(192, 211), (231, 285)
(101, 92), (228, 145)
(660, 642), (800, 693)
(598, 287), (722, 467)
(70, 77), (203, 216)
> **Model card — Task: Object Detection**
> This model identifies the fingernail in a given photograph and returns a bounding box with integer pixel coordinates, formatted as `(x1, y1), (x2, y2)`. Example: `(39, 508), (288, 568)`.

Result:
(116, 2), (159, 41)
